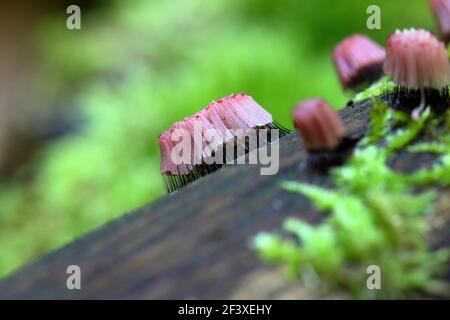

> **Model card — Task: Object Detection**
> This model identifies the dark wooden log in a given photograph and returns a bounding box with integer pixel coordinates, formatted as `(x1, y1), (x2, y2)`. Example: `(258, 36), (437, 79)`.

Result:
(0, 99), (448, 299)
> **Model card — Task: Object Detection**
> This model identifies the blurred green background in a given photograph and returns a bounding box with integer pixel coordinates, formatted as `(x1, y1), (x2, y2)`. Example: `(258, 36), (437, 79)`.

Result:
(0, 0), (437, 277)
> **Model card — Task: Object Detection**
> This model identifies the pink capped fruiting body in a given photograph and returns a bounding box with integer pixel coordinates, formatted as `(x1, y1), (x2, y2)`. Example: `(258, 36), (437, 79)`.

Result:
(332, 34), (386, 89)
(293, 98), (345, 151)
(383, 28), (450, 89)
(430, 0), (450, 42)
(158, 93), (273, 175)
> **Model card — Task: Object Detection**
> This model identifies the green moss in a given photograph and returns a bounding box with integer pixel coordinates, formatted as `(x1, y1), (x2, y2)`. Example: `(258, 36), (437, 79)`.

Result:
(353, 77), (396, 103)
(253, 101), (450, 298)
(354, 76), (450, 105)
(405, 155), (450, 186)
(407, 142), (448, 154)
(361, 99), (390, 145)
(386, 109), (431, 153)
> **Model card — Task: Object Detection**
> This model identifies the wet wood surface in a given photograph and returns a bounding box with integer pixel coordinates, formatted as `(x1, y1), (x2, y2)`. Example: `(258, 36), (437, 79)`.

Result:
(0, 99), (448, 299)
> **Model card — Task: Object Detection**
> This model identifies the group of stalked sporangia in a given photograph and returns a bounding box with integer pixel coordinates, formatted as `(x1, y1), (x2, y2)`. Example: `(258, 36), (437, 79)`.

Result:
(158, 0), (450, 193)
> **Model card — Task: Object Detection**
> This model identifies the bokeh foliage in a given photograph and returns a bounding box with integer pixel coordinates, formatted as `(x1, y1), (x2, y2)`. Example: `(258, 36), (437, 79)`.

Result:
(0, 0), (435, 277)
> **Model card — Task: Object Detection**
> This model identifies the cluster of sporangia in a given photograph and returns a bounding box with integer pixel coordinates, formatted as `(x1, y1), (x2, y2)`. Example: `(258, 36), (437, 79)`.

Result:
(159, 0), (450, 192)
